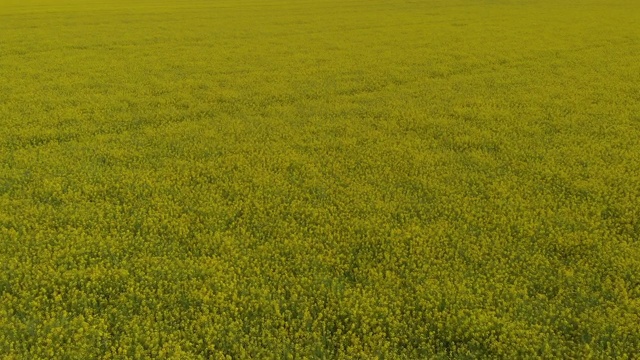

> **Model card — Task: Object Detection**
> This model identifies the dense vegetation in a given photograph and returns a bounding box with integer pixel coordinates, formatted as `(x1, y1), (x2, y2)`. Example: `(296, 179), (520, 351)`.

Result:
(1, 0), (639, 358)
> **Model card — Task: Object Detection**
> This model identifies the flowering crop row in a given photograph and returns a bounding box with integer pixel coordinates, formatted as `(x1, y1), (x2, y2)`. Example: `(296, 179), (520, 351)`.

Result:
(1, 0), (639, 358)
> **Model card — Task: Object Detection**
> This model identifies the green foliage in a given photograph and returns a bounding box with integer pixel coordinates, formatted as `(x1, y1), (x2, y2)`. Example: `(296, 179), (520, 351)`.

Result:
(1, 0), (639, 358)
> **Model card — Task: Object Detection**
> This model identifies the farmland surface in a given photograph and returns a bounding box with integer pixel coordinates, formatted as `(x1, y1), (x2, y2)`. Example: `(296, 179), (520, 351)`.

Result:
(1, 0), (640, 358)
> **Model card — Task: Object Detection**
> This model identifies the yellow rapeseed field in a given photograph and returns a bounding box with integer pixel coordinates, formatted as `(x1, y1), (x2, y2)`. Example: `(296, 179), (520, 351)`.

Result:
(1, 0), (639, 358)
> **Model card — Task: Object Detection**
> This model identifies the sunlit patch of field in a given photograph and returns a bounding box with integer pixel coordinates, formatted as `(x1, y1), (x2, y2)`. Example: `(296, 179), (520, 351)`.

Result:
(1, 0), (639, 357)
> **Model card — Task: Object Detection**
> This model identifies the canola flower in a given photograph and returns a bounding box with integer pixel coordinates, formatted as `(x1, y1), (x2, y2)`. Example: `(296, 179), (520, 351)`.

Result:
(1, 0), (639, 358)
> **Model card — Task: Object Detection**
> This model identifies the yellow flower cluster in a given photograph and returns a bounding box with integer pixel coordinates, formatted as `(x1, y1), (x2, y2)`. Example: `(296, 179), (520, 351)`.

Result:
(1, 0), (639, 358)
